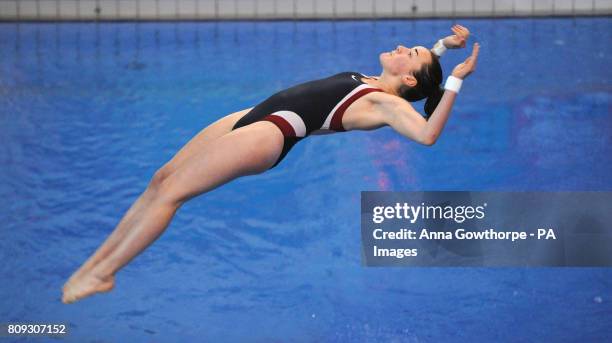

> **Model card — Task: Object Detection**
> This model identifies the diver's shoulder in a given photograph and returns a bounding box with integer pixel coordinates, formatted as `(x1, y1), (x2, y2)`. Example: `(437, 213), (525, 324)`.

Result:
(364, 89), (401, 105)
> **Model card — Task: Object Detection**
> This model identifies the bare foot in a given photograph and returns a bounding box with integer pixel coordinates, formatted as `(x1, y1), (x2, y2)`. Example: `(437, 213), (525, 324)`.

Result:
(62, 262), (96, 294)
(61, 272), (115, 304)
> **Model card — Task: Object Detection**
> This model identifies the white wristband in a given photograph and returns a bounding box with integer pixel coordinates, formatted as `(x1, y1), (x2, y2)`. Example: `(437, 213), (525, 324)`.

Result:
(431, 39), (447, 57)
(444, 76), (463, 93)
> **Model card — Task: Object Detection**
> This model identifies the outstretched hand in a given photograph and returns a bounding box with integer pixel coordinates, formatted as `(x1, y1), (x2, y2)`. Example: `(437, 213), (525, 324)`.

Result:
(443, 24), (470, 49)
(451, 43), (480, 80)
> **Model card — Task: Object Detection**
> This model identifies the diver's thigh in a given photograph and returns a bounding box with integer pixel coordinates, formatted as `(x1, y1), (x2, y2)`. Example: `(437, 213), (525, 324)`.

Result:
(163, 107), (253, 171)
(158, 121), (284, 203)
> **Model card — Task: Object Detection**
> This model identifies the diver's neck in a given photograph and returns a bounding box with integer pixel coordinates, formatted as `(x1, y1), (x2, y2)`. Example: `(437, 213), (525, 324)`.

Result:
(372, 72), (400, 96)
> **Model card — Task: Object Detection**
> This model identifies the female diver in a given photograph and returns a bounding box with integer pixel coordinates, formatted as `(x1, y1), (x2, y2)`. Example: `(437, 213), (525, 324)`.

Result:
(62, 25), (478, 303)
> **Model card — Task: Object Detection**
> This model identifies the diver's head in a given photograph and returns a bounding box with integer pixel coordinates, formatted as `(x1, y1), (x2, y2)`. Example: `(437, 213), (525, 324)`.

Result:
(379, 45), (443, 119)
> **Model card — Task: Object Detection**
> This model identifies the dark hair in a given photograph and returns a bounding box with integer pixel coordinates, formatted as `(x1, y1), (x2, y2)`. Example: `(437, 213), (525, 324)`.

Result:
(398, 52), (443, 120)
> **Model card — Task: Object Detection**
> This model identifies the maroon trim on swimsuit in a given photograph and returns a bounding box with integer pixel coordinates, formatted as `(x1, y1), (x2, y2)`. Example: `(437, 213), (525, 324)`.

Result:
(263, 114), (296, 137)
(329, 87), (384, 132)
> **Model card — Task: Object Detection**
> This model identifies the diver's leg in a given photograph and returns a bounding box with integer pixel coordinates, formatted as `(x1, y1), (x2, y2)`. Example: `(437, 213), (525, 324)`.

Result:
(162, 107), (252, 170)
(62, 121), (284, 303)
(64, 109), (251, 284)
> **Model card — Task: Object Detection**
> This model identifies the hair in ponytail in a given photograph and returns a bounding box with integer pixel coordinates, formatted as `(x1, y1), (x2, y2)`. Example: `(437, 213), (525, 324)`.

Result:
(398, 52), (443, 120)
(424, 85), (444, 117)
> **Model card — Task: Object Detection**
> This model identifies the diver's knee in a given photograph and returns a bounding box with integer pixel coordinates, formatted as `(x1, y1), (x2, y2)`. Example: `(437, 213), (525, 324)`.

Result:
(153, 177), (191, 208)
(148, 165), (173, 190)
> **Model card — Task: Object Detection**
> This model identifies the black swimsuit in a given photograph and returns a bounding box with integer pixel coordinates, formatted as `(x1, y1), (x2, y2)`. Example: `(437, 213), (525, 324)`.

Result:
(231, 71), (384, 169)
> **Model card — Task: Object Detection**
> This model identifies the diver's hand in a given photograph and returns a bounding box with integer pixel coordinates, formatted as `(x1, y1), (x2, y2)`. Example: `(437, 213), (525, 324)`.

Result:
(442, 24), (470, 49)
(451, 43), (480, 79)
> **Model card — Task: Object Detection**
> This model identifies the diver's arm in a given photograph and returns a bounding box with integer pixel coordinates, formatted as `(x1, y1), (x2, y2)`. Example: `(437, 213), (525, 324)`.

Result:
(420, 91), (457, 144)
(374, 94), (432, 145)
(377, 87), (458, 146)
(380, 43), (480, 146)
(430, 39), (447, 57)
(431, 24), (470, 57)
(424, 43), (480, 143)
(375, 90), (457, 146)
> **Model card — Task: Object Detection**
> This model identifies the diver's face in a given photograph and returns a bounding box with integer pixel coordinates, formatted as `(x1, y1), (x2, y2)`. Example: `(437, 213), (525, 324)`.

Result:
(379, 45), (432, 76)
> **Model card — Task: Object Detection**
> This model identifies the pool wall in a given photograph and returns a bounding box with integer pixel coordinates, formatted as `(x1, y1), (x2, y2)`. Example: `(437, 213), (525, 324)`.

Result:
(1, 0), (611, 21)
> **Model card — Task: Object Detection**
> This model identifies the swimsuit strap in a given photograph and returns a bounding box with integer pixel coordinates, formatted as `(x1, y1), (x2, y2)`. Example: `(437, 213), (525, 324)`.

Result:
(322, 73), (386, 132)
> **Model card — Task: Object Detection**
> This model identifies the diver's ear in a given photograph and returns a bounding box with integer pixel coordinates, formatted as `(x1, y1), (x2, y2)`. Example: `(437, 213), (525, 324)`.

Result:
(402, 74), (417, 88)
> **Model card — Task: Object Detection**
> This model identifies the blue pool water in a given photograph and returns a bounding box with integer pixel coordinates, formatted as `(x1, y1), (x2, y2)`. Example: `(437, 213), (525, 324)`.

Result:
(1, 17), (611, 342)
